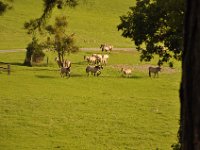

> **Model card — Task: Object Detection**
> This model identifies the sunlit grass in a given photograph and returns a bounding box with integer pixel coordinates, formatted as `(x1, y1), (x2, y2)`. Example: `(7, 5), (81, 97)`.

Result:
(0, 50), (180, 149)
(0, 0), (134, 49)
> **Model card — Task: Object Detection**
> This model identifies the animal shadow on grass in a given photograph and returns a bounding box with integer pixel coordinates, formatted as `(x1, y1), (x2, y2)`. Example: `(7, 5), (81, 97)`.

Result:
(120, 74), (143, 79)
(35, 75), (57, 79)
(92, 74), (143, 79)
(70, 74), (86, 78)
(31, 68), (59, 72)
(0, 62), (24, 66)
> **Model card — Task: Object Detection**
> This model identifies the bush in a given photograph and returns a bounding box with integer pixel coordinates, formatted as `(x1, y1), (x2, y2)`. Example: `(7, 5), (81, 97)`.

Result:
(32, 49), (45, 63)
(24, 37), (45, 66)
(171, 143), (181, 150)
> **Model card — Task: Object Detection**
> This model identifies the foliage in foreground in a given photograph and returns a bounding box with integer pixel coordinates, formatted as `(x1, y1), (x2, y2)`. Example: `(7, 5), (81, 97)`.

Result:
(118, 0), (184, 66)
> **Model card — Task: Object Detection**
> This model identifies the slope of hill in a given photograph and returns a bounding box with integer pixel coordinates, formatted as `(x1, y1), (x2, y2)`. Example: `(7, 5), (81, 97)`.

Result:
(0, 0), (135, 49)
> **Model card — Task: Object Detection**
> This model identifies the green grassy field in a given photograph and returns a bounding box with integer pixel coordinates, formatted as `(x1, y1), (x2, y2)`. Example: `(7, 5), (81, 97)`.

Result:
(0, 50), (181, 149)
(0, 0), (134, 49)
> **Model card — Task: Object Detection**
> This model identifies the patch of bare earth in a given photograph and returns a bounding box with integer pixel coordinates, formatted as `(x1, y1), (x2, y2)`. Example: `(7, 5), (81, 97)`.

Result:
(110, 64), (180, 74)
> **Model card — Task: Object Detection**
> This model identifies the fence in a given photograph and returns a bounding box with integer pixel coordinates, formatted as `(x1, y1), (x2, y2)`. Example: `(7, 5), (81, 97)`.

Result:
(0, 63), (11, 75)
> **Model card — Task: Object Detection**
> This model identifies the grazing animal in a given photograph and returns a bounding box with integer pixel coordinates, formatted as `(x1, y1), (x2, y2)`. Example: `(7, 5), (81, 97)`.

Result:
(84, 55), (97, 64)
(63, 60), (71, 68)
(92, 54), (103, 64)
(86, 65), (103, 76)
(101, 57), (107, 65)
(121, 68), (132, 77)
(148, 66), (161, 77)
(60, 67), (71, 78)
(102, 54), (109, 59)
(100, 44), (113, 52)
(101, 54), (109, 65)
(55, 57), (71, 68)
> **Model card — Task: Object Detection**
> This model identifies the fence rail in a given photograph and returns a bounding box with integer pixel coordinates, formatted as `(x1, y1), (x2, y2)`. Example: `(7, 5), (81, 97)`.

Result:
(0, 64), (11, 75)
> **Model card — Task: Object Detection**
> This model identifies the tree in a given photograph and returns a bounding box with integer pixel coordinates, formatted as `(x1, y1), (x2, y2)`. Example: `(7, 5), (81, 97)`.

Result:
(45, 16), (78, 67)
(23, 0), (79, 66)
(117, 0), (184, 66)
(23, 36), (45, 66)
(180, 0), (200, 149)
(0, 0), (13, 15)
(24, 0), (79, 34)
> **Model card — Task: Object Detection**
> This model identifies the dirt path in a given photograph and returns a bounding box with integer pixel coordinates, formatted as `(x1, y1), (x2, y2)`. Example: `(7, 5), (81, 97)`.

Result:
(0, 48), (136, 53)
(0, 49), (26, 53)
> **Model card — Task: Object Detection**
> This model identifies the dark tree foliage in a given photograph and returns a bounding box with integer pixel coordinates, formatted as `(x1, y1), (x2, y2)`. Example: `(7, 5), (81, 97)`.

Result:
(0, 1), (8, 15)
(118, 0), (184, 66)
(0, 0), (13, 15)
(24, 37), (45, 66)
(24, 0), (78, 34)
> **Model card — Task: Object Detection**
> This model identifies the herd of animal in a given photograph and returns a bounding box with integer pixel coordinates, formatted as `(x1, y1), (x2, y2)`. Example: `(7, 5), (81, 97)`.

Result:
(56, 44), (162, 78)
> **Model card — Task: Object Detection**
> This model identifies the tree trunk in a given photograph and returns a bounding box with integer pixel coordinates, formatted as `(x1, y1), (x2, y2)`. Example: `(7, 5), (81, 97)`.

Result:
(57, 53), (63, 68)
(23, 56), (32, 66)
(181, 0), (200, 149)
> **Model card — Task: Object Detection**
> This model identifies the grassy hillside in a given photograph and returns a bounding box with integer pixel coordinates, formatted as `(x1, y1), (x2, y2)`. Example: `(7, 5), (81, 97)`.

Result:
(0, 0), (43, 49)
(0, 50), (181, 149)
(0, 0), (134, 49)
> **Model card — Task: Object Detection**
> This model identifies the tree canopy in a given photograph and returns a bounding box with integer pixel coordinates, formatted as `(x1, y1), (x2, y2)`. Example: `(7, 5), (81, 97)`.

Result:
(45, 15), (79, 67)
(118, 0), (184, 66)
(23, 0), (79, 67)
(24, 0), (79, 34)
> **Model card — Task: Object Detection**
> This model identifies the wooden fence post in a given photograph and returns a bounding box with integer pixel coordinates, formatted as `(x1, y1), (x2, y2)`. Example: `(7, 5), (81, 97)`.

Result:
(7, 64), (10, 75)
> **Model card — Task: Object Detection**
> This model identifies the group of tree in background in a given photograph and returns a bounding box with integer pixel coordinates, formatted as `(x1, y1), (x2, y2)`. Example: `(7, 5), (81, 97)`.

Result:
(23, 0), (79, 66)
(45, 16), (78, 66)
(1, 0), (184, 67)
(0, 1), (79, 66)
(23, 15), (78, 66)
(1, 0), (200, 149)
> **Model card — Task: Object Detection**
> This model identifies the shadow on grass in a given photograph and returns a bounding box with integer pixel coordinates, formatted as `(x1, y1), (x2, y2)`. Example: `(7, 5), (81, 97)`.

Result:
(35, 75), (57, 79)
(127, 75), (144, 79)
(35, 74), (86, 79)
(9, 62), (24, 66)
(80, 74), (144, 79)
(70, 74), (86, 78)
(0, 61), (9, 65)
(5, 61), (53, 67)
(0, 61), (24, 66)
(35, 73), (144, 79)
(32, 68), (58, 71)
(101, 75), (144, 79)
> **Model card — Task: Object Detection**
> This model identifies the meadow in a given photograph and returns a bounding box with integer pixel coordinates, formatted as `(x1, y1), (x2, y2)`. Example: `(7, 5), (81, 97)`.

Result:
(0, 0), (181, 149)
(0, 50), (181, 149)
(0, 0), (134, 49)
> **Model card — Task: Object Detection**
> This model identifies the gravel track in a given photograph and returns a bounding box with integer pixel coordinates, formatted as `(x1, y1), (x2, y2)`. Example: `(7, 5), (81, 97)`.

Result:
(0, 48), (136, 53)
